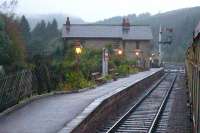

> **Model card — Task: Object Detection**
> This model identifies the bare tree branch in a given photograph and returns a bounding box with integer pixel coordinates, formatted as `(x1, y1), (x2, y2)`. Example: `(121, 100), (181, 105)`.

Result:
(0, 0), (18, 15)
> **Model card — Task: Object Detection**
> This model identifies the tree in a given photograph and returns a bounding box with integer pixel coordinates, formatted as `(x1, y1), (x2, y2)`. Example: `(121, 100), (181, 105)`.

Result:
(45, 19), (59, 39)
(45, 22), (51, 38)
(51, 19), (59, 36)
(20, 15), (31, 45)
(31, 20), (46, 41)
(40, 20), (46, 35)
(0, 15), (12, 65)
(29, 19), (60, 57)
(29, 20), (48, 56)
(0, 14), (27, 71)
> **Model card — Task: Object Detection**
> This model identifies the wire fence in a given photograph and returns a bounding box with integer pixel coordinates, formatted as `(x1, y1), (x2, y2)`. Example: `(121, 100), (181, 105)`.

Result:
(0, 67), (63, 112)
(0, 70), (32, 112)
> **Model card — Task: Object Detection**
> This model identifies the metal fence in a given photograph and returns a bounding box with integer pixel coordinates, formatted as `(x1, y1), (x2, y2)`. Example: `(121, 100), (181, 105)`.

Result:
(0, 70), (33, 112)
(0, 67), (64, 112)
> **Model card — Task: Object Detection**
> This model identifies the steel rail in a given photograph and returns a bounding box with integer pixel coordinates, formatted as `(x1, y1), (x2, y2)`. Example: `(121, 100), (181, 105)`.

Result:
(106, 73), (168, 133)
(148, 73), (177, 133)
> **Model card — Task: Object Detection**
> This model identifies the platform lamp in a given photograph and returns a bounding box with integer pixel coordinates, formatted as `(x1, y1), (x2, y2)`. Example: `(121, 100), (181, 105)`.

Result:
(75, 45), (82, 55)
(136, 52), (139, 56)
(117, 48), (123, 56)
(149, 57), (153, 68)
(135, 51), (140, 67)
(74, 41), (82, 72)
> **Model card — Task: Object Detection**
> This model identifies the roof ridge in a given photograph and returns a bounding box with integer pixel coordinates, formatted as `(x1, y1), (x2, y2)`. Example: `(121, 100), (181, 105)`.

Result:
(63, 24), (150, 26)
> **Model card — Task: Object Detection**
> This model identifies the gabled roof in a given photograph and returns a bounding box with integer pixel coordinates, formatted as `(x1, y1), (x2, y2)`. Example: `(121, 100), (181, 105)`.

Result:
(62, 24), (153, 40)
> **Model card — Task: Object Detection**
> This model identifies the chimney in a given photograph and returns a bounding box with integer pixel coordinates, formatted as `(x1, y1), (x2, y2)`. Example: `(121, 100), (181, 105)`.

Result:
(66, 17), (71, 31)
(122, 17), (130, 33)
(122, 18), (126, 26)
(126, 18), (130, 27)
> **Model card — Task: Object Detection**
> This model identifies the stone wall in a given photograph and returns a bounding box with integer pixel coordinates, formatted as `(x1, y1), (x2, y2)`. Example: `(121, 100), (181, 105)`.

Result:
(65, 39), (152, 61)
(83, 39), (121, 49)
(124, 40), (152, 59)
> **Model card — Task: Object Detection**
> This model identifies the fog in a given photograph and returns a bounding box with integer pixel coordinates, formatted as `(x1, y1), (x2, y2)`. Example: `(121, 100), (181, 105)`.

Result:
(16, 0), (200, 22)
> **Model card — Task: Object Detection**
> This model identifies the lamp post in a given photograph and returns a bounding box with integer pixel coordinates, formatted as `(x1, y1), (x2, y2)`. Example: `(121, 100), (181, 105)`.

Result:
(135, 50), (144, 69)
(149, 57), (152, 68)
(102, 48), (109, 77)
(135, 51), (140, 67)
(75, 42), (82, 72)
(158, 25), (162, 66)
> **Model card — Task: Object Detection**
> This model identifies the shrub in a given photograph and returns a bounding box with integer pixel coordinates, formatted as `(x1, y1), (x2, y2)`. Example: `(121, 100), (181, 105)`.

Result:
(104, 75), (112, 81)
(57, 82), (72, 91)
(129, 67), (140, 74)
(65, 71), (94, 89)
(52, 47), (140, 91)
(117, 64), (130, 76)
(80, 48), (101, 79)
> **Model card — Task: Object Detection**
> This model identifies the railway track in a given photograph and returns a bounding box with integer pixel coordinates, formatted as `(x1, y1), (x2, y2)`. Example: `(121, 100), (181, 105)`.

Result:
(99, 73), (177, 133)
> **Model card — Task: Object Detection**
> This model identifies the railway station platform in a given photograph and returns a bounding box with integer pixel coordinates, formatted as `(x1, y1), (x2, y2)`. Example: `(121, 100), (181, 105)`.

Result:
(0, 68), (162, 133)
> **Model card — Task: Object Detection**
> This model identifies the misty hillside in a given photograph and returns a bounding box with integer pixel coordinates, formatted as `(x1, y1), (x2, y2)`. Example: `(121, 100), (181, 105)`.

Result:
(98, 6), (200, 62)
(26, 14), (85, 29)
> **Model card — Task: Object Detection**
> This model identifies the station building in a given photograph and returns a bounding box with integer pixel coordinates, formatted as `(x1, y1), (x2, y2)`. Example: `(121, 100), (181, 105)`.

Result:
(62, 17), (153, 67)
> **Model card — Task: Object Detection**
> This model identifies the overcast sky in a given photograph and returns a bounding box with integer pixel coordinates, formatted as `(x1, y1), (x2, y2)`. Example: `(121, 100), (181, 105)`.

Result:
(16, 0), (200, 22)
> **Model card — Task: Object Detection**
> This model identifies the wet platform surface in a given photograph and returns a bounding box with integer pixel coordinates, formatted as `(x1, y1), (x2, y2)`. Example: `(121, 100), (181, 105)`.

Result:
(0, 68), (162, 133)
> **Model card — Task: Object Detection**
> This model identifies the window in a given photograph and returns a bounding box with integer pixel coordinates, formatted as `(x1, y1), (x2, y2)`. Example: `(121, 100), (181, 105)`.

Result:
(136, 41), (140, 49)
(80, 40), (85, 45)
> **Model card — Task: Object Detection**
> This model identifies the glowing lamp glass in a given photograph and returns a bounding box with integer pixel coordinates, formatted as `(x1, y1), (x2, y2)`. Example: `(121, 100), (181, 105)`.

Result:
(75, 47), (82, 55)
(118, 49), (123, 55)
(136, 52), (139, 56)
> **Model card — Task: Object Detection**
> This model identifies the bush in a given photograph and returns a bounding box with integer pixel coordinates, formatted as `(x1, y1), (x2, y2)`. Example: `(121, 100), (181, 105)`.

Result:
(65, 71), (94, 90)
(127, 60), (137, 66)
(52, 47), (140, 91)
(129, 67), (140, 74)
(117, 64), (130, 76)
(80, 48), (101, 79)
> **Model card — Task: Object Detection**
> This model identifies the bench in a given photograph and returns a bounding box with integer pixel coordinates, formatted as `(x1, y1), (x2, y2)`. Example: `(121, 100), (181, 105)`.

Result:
(109, 68), (119, 81)
(91, 72), (105, 84)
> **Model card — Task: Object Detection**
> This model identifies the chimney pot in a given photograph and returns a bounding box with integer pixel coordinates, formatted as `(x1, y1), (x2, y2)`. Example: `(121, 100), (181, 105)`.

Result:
(122, 17), (130, 33)
(66, 17), (71, 31)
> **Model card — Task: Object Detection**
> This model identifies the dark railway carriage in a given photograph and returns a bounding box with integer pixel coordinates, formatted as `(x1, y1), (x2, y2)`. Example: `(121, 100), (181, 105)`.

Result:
(185, 22), (200, 133)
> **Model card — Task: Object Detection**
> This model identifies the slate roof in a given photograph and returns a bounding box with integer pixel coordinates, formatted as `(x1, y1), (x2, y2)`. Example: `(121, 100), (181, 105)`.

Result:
(62, 24), (153, 40)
